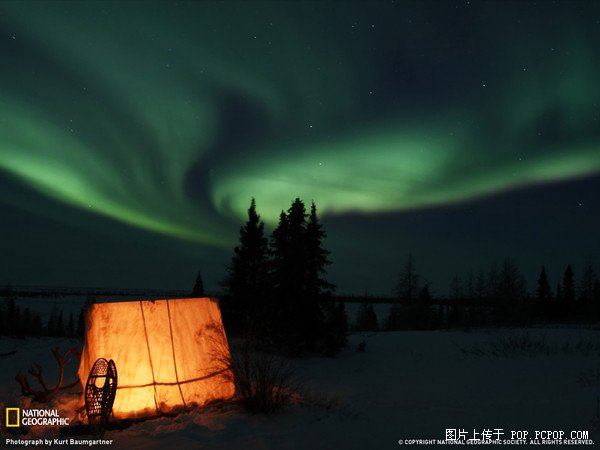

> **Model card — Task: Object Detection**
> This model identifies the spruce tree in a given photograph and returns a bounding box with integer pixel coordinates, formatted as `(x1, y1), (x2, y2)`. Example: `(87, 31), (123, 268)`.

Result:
(305, 202), (335, 298)
(555, 283), (563, 302)
(536, 266), (552, 317)
(475, 269), (486, 300)
(4, 295), (18, 335)
(270, 199), (309, 352)
(192, 271), (205, 297)
(56, 311), (65, 337)
(269, 199), (341, 354)
(66, 312), (75, 337)
(355, 303), (379, 331)
(31, 313), (43, 336)
(223, 198), (269, 335)
(450, 274), (463, 301)
(395, 254), (420, 302)
(77, 294), (95, 339)
(306, 202), (340, 351)
(579, 259), (596, 304)
(563, 264), (575, 313)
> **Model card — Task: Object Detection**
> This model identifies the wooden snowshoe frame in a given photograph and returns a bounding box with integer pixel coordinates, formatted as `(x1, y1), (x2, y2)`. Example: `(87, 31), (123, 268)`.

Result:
(85, 358), (117, 432)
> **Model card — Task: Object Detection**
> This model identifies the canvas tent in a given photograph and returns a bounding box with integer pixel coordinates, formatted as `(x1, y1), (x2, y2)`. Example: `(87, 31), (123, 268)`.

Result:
(78, 297), (235, 419)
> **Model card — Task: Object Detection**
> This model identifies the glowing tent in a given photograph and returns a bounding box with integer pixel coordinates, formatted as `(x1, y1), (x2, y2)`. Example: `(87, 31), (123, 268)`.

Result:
(78, 297), (235, 419)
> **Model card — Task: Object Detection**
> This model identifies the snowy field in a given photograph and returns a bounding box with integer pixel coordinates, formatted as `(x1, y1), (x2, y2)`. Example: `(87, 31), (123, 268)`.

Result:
(2, 328), (600, 449)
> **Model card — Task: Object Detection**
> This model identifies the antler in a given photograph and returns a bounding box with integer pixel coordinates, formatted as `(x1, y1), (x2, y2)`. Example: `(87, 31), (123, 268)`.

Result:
(15, 347), (81, 403)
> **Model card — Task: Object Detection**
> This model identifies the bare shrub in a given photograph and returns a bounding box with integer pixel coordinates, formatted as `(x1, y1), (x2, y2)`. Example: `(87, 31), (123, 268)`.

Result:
(212, 339), (296, 414)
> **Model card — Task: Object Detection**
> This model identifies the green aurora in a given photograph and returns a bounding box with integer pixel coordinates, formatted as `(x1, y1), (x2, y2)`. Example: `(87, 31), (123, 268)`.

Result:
(0, 2), (599, 258)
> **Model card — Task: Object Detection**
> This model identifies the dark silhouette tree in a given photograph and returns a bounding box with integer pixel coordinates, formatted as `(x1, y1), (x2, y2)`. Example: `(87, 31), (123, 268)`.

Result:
(419, 284), (432, 303)
(498, 258), (527, 302)
(555, 282), (563, 304)
(355, 303), (379, 331)
(579, 259), (596, 304)
(486, 262), (500, 301)
(77, 294), (95, 338)
(416, 284), (439, 328)
(536, 266), (552, 317)
(305, 202), (344, 354)
(563, 264), (575, 314)
(47, 305), (57, 336)
(395, 253), (420, 302)
(466, 272), (475, 299)
(2, 286), (19, 336)
(66, 312), (75, 337)
(451, 274), (463, 301)
(385, 304), (403, 330)
(269, 203), (303, 349)
(56, 311), (65, 337)
(594, 280), (600, 314)
(321, 300), (347, 356)
(192, 271), (205, 297)
(269, 198), (342, 354)
(31, 313), (43, 336)
(223, 198), (269, 335)
(475, 269), (486, 300)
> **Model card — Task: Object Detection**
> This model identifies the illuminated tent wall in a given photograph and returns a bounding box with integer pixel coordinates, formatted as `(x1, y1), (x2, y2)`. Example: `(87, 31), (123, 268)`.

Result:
(78, 297), (235, 419)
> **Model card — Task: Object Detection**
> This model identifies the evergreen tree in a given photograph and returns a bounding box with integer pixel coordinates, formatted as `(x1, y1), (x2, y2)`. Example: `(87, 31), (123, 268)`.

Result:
(594, 280), (600, 314)
(450, 274), (463, 301)
(269, 198), (341, 354)
(466, 271), (475, 299)
(20, 307), (31, 336)
(385, 304), (403, 330)
(31, 313), (43, 336)
(536, 266), (552, 317)
(305, 202), (342, 351)
(497, 258), (527, 321)
(66, 312), (75, 337)
(475, 269), (486, 300)
(416, 284), (438, 329)
(321, 300), (347, 356)
(563, 264), (575, 309)
(355, 303), (379, 331)
(3, 292), (18, 336)
(498, 258), (527, 301)
(395, 254), (420, 301)
(579, 259), (596, 304)
(223, 198), (269, 334)
(555, 283), (563, 303)
(56, 311), (65, 337)
(47, 305), (57, 336)
(487, 262), (500, 301)
(77, 294), (95, 338)
(305, 202), (335, 298)
(192, 271), (205, 297)
(270, 199), (313, 352)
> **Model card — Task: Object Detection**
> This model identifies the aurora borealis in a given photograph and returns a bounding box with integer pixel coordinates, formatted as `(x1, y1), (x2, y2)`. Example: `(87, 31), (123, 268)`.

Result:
(1, 1), (599, 293)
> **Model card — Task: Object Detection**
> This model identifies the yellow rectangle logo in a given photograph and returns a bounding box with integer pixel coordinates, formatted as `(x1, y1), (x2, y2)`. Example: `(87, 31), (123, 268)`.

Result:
(6, 408), (20, 427)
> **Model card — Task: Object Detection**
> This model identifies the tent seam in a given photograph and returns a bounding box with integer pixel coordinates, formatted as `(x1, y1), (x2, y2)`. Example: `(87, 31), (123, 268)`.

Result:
(140, 300), (160, 414)
(166, 299), (187, 408)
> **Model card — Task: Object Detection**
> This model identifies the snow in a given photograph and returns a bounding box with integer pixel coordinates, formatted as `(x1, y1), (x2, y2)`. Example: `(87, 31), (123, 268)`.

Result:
(2, 328), (600, 448)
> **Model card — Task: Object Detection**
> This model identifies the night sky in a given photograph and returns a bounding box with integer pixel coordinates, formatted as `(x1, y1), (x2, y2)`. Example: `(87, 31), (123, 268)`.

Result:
(1, 1), (599, 295)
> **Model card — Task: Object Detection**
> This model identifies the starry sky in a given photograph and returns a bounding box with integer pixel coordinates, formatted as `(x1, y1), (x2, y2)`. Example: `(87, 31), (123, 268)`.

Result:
(1, 1), (599, 296)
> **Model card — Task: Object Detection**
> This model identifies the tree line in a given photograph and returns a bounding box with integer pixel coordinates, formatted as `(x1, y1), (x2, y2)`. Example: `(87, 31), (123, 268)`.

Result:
(0, 289), (93, 338)
(220, 198), (347, 356)
(354, 256), (600, 331)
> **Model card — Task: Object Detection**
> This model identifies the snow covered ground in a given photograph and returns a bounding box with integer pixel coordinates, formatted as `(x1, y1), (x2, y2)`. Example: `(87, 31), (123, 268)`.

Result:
(2, 328), (600, 449)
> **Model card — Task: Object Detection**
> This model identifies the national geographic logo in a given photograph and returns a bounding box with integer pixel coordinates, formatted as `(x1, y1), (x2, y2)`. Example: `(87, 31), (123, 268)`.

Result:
(5, 408), (20, 427)
(4, 408), (69, 427)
